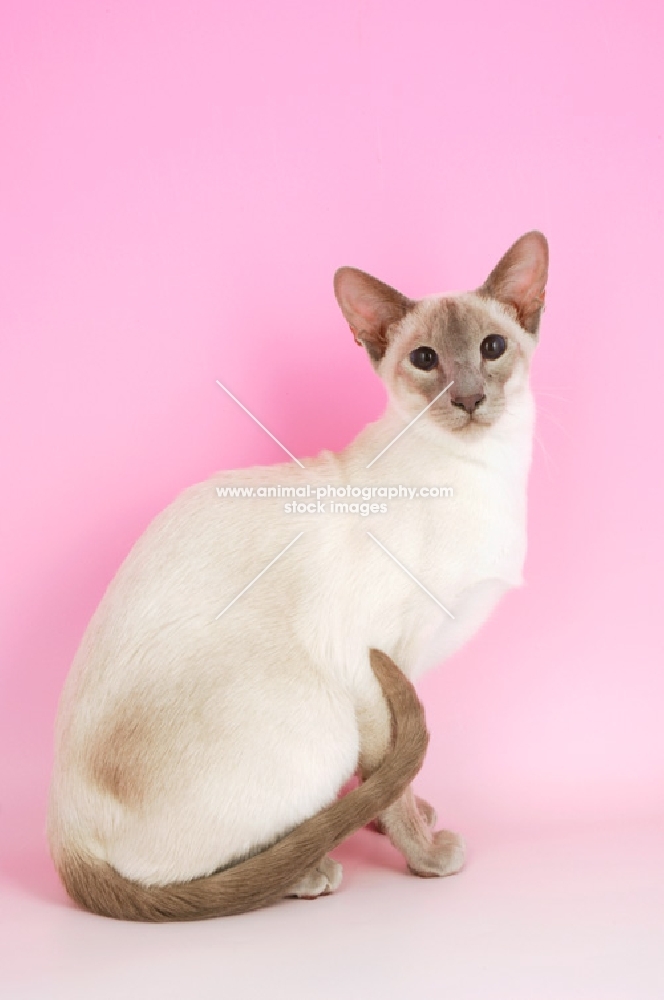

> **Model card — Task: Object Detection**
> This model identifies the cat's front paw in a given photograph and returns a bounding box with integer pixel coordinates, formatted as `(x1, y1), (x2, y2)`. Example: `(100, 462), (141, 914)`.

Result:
(286, 855), (343, 899)
(407, 830), (465, 878)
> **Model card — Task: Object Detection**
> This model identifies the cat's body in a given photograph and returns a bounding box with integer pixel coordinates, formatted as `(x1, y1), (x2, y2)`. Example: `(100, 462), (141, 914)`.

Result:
(48, 232), (548, 920)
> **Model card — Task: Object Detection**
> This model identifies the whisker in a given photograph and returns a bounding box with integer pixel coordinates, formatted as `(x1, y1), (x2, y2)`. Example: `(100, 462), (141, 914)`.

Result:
(533, 429), (558, 479)
(535, 405), (571, 438)
(504, 405), (558, 479)
(535, 390), (571, 404)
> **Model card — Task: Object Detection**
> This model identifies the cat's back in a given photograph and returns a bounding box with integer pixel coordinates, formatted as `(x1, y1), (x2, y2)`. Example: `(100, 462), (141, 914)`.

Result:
(52, 459), (326, 758)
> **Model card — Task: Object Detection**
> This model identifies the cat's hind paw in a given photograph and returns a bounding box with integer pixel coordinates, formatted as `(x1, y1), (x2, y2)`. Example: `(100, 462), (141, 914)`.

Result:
(286, 855), (343, 899)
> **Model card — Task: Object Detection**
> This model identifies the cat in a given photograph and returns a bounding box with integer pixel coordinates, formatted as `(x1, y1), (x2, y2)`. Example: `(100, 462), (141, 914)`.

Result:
(47, 230), (548, 921)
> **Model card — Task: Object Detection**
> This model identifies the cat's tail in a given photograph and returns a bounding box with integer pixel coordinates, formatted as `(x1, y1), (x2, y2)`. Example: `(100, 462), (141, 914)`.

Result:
(53, 648), (429, 922)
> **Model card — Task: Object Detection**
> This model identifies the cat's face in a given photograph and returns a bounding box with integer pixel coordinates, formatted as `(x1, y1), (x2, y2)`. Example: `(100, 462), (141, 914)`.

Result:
(380, 292), (535, 434)
(334, 231), (548, 436)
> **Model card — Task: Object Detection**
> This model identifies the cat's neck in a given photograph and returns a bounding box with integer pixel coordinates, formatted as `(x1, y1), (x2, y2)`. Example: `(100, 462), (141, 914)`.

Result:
(337, 386), (535, 483)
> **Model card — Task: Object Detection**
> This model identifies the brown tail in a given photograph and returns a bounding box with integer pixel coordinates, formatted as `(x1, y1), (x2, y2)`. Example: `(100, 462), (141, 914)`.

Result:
(55, 648), (429, 921)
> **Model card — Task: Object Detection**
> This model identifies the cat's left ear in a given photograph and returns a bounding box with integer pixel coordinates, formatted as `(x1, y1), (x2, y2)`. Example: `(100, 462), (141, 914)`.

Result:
(479, 231), (549, 336)
(334, 267), (415, 364)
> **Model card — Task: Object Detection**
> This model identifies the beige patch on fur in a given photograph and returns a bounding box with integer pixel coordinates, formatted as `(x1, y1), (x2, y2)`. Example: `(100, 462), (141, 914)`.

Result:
(89, 706), (150, 807)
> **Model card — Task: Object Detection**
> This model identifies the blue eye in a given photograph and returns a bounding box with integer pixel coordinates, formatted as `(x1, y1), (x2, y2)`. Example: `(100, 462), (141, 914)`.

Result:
(481, 334), (506, 360)
(409, 346), (438, 371)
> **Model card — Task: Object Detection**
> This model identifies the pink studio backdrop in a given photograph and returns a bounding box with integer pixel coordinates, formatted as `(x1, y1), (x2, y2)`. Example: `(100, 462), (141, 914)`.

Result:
(1, 0), (663, 880)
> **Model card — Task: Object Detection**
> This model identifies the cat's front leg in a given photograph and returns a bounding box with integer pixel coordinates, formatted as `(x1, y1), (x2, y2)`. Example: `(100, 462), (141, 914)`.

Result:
(377, 785), (465, 878)
(355, 678), (438, 837)
(371, 793), (436, 834)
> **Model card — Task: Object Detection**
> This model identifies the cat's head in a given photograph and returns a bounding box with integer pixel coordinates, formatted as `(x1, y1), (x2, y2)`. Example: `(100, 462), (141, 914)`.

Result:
(334, 231), (548, 435)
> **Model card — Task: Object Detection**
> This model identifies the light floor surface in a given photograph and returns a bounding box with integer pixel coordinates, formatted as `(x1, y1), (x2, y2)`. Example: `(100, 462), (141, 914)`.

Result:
(1, 812), (662, 1000)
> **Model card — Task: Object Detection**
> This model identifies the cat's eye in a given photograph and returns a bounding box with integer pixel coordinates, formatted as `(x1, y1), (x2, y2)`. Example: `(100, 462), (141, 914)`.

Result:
(409, 346), (439, 371)
(480, 334), (507, 360)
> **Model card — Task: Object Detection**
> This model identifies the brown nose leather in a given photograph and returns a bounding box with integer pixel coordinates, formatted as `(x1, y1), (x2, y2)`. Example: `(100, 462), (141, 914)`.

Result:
(451, 392), (485, 413)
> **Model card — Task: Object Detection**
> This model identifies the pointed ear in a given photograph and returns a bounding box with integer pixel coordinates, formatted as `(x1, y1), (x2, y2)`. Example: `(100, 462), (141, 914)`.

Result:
(479, 231), (549, 336)
(334, 267), (414, 363)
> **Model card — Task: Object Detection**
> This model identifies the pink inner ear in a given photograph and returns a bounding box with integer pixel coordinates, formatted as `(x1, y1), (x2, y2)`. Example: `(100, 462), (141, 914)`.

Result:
(481, 233), (548, 335)
(353, 293), (383, 327)
(493, 235), (548, 308)
(509, 260), (545, 304)
(340, 291), (382, 339)
(334, 266), (414, 359)
(335, 272), (377, 332)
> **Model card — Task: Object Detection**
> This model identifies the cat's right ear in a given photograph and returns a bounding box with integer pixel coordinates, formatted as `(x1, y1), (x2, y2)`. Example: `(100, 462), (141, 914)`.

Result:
(334, 268), (414, 364)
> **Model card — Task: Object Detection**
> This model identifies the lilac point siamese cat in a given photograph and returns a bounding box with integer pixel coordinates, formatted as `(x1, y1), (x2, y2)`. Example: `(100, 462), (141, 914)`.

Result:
(48, 231), (548, 921)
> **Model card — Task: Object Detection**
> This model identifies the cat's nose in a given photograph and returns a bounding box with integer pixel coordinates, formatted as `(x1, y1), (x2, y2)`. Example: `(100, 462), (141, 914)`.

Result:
(451, 392), (485, 413)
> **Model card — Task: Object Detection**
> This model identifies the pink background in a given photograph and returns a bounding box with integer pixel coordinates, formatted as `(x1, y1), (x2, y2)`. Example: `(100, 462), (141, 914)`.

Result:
(1, 0), (663, 960)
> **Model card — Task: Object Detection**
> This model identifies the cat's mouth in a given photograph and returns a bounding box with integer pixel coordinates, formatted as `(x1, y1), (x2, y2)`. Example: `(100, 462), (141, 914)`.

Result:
(454, 411), (492, 431)
(432, 402), (495, 433)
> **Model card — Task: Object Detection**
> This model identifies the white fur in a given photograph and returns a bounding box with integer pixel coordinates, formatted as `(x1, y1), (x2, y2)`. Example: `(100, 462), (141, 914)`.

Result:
(48, 295), (536, 886)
